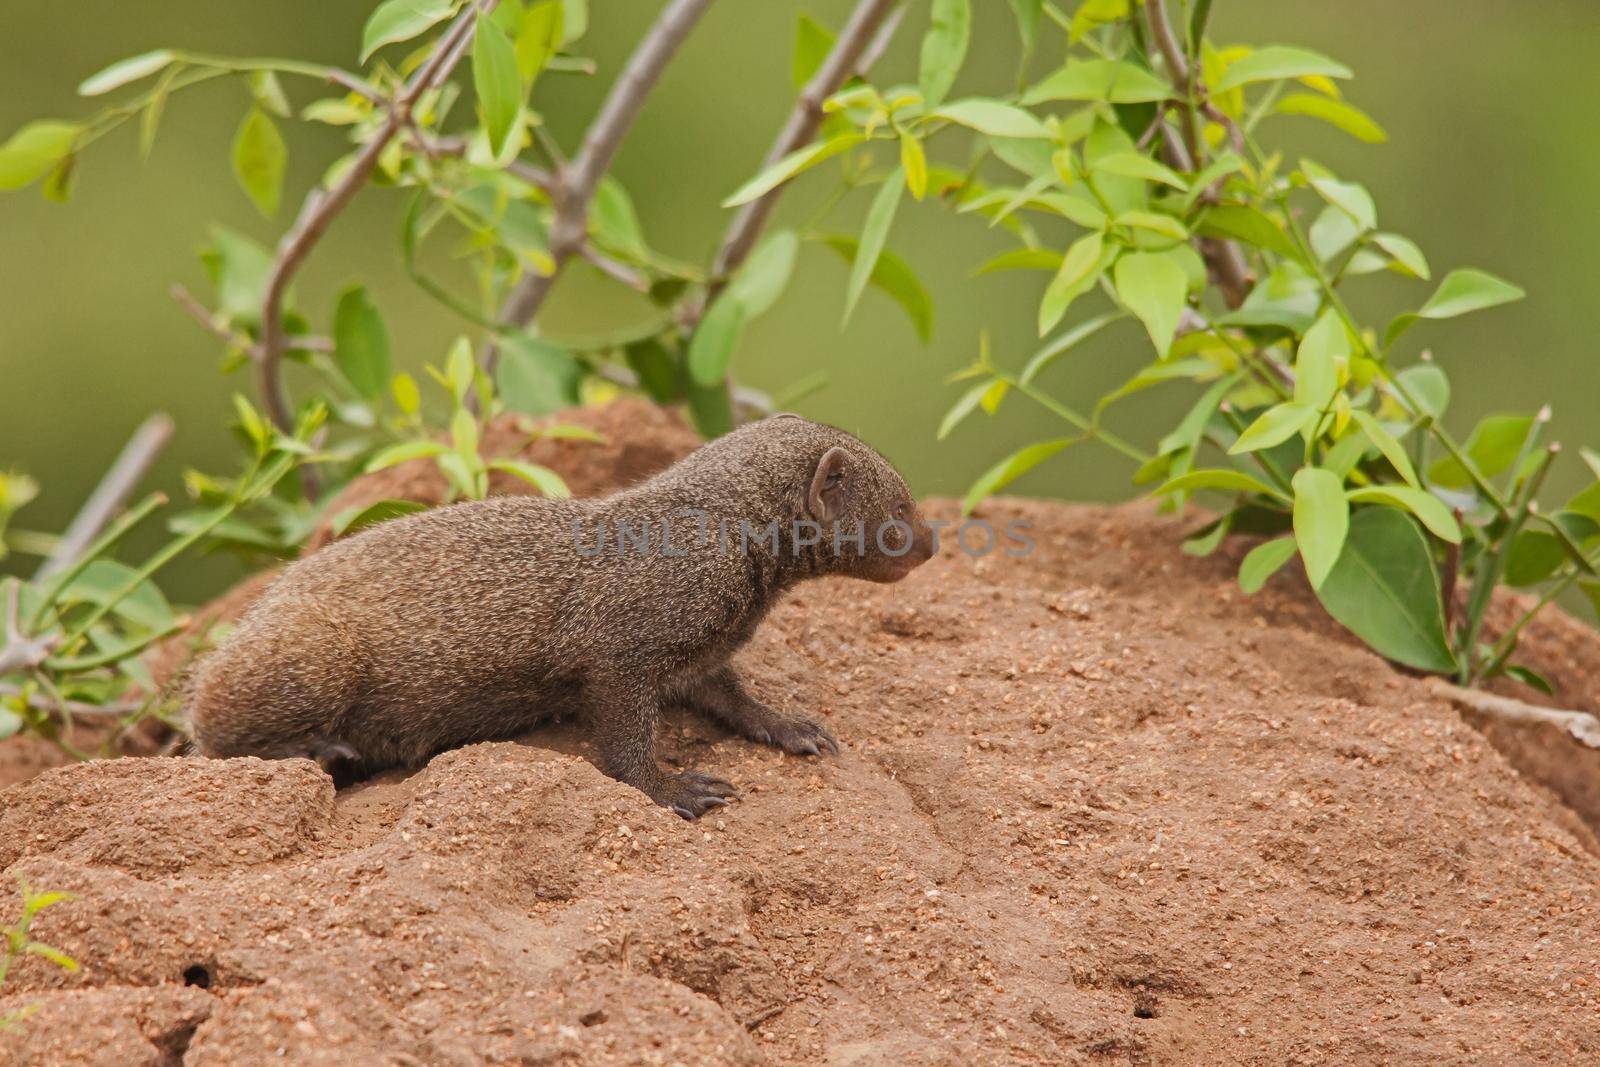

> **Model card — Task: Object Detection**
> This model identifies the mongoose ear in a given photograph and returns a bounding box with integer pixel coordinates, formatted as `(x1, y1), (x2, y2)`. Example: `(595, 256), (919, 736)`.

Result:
(807, 446), (848, 523)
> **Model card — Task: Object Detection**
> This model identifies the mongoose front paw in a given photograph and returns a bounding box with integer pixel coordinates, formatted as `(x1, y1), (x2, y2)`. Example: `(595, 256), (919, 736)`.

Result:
(761, 714), (840, 758)
(652, 771), (738, 820)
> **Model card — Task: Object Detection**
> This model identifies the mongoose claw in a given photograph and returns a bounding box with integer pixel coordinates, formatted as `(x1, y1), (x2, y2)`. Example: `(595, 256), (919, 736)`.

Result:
(655, 771), (738, 820)
(766, 715), (841, 758)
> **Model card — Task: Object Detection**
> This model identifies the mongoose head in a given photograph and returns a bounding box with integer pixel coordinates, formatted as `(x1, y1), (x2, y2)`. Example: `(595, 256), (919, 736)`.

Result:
(741, 414), (935, 584)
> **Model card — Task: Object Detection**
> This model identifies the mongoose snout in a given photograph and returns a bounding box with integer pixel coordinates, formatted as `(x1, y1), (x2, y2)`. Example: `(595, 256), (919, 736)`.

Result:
(186, 413), (931, 818)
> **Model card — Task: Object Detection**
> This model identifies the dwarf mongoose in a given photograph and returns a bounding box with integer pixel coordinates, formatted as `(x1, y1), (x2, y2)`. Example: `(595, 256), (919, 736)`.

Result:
(188, 414), (934, 817)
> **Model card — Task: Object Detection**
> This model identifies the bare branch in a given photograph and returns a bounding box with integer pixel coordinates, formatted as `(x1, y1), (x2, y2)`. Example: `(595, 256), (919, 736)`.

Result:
(36, 414), (175, 581)
(579, 245), (650, 292)
(256, 4), (496, 443)
(325, 69), (386, 106)
(489, 0), (715, 360)
(1429, 678), (1600, 749)
(704, 0), (901, 296)
(0, 585), (56, 678)
(1144, 0), (1252, 309)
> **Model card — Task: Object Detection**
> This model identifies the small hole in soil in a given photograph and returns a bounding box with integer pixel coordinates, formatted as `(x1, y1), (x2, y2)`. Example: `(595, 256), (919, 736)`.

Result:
(1131, 990), (1159, 1019)
(182, 964), (213, 989)
(579, 1009), (607, 1027)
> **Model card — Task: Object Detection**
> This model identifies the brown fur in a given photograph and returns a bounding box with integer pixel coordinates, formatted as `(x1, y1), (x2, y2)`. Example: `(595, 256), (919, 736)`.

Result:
(186, 415), (934, 817)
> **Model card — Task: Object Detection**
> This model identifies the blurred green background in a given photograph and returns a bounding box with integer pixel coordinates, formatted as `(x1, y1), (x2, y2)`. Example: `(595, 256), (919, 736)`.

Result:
(3, 1), (1597, 602)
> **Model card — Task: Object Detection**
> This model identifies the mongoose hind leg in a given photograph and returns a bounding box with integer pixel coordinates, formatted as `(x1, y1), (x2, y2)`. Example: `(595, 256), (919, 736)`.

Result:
(590, 674), (737, 820)
(669, 665), (839, 757)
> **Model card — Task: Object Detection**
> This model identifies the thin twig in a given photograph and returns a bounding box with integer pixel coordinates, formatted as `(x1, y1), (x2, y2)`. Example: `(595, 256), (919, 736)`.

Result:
(1428, 678), (1600, 749)
(256, 3), (496, 458)
(172, 283), (332, 355)
(0, 683), (142, 718)
(703, 0), (900, 302)
(36, 414), (175, 580)
(325, 69), (386, 105)
(487, 0), (716, 370)
(579, 244), (650, 291)
(1144, 0), (1252, 309)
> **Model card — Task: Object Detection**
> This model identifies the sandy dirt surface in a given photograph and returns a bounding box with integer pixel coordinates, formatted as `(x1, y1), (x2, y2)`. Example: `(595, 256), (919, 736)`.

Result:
(3, 403), (1599, 1065)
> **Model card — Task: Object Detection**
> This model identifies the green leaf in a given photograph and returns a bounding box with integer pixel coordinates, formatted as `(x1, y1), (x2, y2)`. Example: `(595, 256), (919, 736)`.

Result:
(473, 12), (523, 159)
(918, 0), (971, 110)
(687, 295), (746, 386)
(939, 381), (989, 440)
(496, 335), (581, 414)
(730, 230), (799, 318)
(1022, 59), (1169, 105)
(1154, 469), (1286, 501)
(489, 459), (570, 497)
(843, 170), (904, 325)
(362, 0), (455, 61)
(900, 133), (928, 201)
(1394, 363), (1449, 419)
(0, 121), (81, 191)
(140, 65), (179, 158)
(1239, 536), (1297, 594)
(1093, 152), (1187, 190)
(933, 98), (1051, 139)
(62, 560), (176, 631)
(1294, 309), (1347, 409)
(1350, 410), (1418, 487)
(963, 439), (1076, 514)
(1504, 664), (1555, 696)
(792, 13), (836, 90)
(333, 285), (394, 402)
(1113, 210), (1189, 241)
(365, 440), (448, 473)
(1503, 529), (1565, 587)
(1347, 486), (1461, 543)
(249, 70), (292, 117)
(1309, 178), (1376, 232)
(1426, 413), (1534, 489)
(200, 225), (274, 326)
(1214, 46), (1352, 92)
(23, 943), (79, 973)
(722, 133), (864, 207)
(450, 408), (480, 460)
(515, 0), (564, 82)
(331, 498), (429, 537)
(1020, 311), (1123, 384)
(1273, 93), (1386, 142)
(561, 0), (588, 43)
(1314, 507), (1456, 672)
(1371, 233), (1430, 280)
(1230, 402), (1317, 454)
(686, 378), (735, 438)
(590, 177), (649, 261)
(1113, 251), (1188, 357)
(1292, 466), (1349, 590)
(1195, 204), (1299, 258)
(1386, 269), (1524, 346)
(973, 247), (1062, 277)
(624, 338), (681, 404)
(231, 107), (285, 217)
(78, 50), (176, 96)
(444, 336), (475, 401)
(822, 236), (933, 342)
(1038, 232), (1104, 335)
(1005, 0), (1043, 52)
